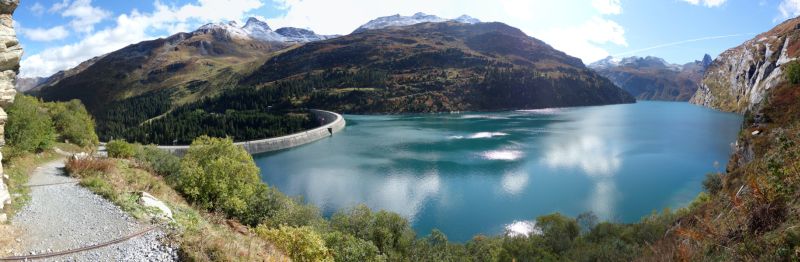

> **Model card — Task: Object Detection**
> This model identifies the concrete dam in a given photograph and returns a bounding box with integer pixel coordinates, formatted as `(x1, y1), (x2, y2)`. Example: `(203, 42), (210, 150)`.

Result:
(159, 109), (346, 156)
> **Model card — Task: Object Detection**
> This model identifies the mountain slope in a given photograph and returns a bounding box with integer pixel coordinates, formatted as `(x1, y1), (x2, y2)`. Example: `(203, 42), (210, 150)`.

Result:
(243, 21), (634, 113)
(14, 76), (44, 93)
(589, 55), (711, 101)
(690, 19), (799, 113)
(646, 17), (800, 260)
(36, 17), (296, 115)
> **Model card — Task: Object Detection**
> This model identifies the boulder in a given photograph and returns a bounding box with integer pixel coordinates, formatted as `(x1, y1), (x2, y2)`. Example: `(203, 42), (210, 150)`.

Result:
(138, 192), (173, 221)
(71, 152), (91, 160)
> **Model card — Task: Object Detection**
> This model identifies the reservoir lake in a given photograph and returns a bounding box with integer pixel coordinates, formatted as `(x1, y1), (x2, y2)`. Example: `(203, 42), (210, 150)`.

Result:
(254, 101), (743, 241)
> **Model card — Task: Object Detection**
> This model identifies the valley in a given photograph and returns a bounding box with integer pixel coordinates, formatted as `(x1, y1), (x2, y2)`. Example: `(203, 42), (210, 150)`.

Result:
(4, 1), (800, 261)
(29, 14), (634, 145)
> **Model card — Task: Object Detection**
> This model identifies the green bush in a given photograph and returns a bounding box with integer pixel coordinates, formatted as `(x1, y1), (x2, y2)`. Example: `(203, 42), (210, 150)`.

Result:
(702, 172), (723, 194)
(6, 94), (56, 153)
(133, 145), (180, 176)
(409, 229), (469, 261)
(256, 225), (333, 262)
(330, 205), (415, 259)
(323, 231), (385, 262)
(262, 197), (324, 228)
(106, 140), (136, 158)
(464, 236), (503, 262)
(45, 99), (99, 147)
(785, 60), (800, 84)
(174, 136), (261, 219)
(537, 213), (580, 254)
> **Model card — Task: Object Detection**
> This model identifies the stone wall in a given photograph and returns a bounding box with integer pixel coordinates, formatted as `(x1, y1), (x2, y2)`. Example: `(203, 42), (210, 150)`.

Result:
(0, 0), (20, 223)
(159, 109), (346, 156)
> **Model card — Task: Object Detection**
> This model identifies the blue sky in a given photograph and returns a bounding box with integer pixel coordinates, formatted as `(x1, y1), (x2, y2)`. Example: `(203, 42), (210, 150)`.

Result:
(13, 0), (800, 77)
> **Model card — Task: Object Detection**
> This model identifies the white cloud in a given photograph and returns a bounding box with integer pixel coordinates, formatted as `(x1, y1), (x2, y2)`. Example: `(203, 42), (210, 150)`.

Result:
(592, 0), (622, 15)
(21, 0), (264, 77)
(538, 17), (627, 63)
(19, 25), (70, 42)
(778, 0), (800, 20)
(61, 0), (112, 33)
(29, 2), (45, 16)
(48, 0), (69, 13)
(681, 0), (727, 8)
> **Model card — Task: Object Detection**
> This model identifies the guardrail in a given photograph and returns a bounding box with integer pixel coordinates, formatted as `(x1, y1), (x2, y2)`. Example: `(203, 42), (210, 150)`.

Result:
(158, 109), (346, 156)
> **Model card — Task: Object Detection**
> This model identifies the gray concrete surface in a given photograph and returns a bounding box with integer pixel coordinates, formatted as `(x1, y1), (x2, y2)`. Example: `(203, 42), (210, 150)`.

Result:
(159, 109), (346, 156)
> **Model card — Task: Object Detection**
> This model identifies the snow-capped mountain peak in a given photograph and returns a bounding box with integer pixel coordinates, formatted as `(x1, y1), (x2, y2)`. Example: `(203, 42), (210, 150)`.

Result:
(589, 56), (683, 71)
(195, 17), (335, 43)
(454, 15), (481, 24)
(353, 12), (480, 33)
(241, 17), (285, 42)
(588, 56), (622, 69)
(243, 17), (272, 32)
(197, 21), (250, 39)
(275, 27), (336, 43)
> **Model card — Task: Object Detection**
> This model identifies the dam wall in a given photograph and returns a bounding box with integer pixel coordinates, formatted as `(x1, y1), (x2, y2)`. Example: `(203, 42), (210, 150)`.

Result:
(158, 110), (345, 156)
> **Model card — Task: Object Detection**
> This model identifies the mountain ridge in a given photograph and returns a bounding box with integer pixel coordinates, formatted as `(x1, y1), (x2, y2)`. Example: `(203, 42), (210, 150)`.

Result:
(589, 55), (712, 101)
(242, 21), (633, 113)
(353, 12), (481, 33)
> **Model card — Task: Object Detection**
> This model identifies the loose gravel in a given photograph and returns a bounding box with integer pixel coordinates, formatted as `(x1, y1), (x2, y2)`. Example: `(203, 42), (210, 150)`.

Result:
(9, 160), (177, 261)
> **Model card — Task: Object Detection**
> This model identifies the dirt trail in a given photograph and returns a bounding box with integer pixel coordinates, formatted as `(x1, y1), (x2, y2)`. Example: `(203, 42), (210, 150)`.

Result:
(7, 159), (176, 261)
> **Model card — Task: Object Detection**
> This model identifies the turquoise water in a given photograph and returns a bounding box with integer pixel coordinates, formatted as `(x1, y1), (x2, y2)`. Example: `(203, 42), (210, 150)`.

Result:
(254, 101), (743, 241)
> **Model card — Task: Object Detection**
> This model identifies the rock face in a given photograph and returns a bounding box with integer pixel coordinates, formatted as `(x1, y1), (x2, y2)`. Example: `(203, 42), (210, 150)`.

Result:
(690, 18), (800, 113)
(0, 0), (19, 222)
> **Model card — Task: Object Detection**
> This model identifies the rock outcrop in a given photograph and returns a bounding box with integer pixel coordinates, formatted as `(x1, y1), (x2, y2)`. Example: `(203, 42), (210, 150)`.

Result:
(0, 0), (20, 223)
(689, 18), (799, 113)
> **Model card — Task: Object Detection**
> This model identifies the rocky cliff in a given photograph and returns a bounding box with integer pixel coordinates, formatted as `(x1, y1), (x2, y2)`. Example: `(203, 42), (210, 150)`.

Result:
(690, 18), (800, 113)
(0, 0), (20, 223)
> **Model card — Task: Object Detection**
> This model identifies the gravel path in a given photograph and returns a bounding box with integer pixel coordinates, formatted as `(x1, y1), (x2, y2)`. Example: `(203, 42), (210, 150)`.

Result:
(9, 159), (177, 261)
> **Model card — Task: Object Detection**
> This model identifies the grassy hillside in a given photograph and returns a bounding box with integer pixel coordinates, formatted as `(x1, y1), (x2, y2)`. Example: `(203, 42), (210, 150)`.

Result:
(34, 29), (297, 144)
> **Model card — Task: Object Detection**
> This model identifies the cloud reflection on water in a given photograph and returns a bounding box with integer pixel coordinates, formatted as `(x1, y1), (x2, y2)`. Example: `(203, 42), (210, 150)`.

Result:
(543, 136), (621, 177)
(501, 171), (530, 195)
(540, 107), (624, 220)
(289, 168), (441, 222)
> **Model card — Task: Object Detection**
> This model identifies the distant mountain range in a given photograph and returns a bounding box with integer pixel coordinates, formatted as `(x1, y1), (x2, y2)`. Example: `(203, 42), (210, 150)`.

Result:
(197, 17), (337, 43)
(589, 55), (713, 101)
(29, 13), (634, 142)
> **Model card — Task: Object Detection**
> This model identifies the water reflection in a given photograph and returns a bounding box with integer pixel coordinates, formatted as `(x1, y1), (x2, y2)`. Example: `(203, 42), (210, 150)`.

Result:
(287, 168), (441, 222)
(501, 171), (530, 195)
(540, 107), (624, 219)
(481, 149), (525, 161)
(543, 136), (621, 177)
(256, 102), (743, 242)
